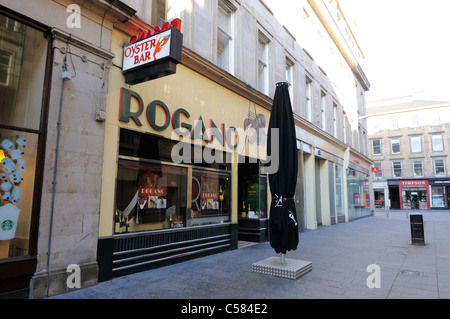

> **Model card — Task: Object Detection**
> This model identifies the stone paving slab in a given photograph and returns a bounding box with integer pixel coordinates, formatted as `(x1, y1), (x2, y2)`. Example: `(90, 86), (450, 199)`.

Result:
(50, 209), (450, 299)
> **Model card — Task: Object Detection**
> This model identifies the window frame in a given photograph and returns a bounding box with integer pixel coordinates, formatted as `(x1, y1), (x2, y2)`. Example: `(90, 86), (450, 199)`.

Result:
(410, 112), (419, 128)
(373, 162), (382, 178)
(372, 139), (381, 156)
(217, 1), (234, 74)
(390, 138), (401, 154)
(320, 90), (327, 130)
(285, 57), (294, 106)
(0, 9), (53, 260)
(431, 134), (444, 152)
(257, 31), (270, 95)
(433, 159), (446, 177)
(431, 110), (440, 125)
(392, 161), (402, 178)
(410, 135), (422, 153)
(333, 102), (338, 138)
(305, 76), (312, 122)
(412, 160), (424, 177)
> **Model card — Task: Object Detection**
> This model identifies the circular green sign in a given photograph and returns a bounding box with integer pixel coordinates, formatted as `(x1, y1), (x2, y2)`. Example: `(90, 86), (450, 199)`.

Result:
(1, 220), (14, 232)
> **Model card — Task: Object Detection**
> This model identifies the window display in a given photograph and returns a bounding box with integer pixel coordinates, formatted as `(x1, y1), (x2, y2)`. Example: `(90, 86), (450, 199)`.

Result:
(0, 13), (48, 260)
(115, 130), (231, 234)
(190, 170), (230, 226)
(335, 164), (344, 217)
(238, 162), (267, 220)
(347, 168), (370, 220)
(115, 160), (187, 233)
(431, 187), (447, 208)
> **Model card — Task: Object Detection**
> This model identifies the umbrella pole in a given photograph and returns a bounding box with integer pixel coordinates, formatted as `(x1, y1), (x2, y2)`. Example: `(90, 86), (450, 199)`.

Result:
(280, 253), (286, 265)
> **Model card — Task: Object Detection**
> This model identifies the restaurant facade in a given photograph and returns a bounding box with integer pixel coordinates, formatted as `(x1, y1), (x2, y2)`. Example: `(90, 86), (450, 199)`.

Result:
(0, 0), (373, 298)
(97, 25), (273, 280)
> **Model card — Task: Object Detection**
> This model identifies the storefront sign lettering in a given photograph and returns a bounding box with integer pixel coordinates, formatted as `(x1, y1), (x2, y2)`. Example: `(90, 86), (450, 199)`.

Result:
(201, 192), (219, 200)
(123, 30), (172, 71)
(399, 180), (428, 187)
(123, 19), (182, 72)
(122, 19), (183, 85)
(139, 187), (167, 197)
(119, 88), (239, 148)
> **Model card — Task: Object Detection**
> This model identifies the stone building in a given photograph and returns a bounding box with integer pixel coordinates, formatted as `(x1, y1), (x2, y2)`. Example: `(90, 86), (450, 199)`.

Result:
(0, 0), (371, 298)
(367, 94), (450, 210)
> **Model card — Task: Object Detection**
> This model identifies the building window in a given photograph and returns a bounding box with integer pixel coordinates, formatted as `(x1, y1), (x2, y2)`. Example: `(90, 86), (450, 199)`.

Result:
(373, 163), (382, 178)
(431, 186), (447, 208)
(392, 161), (402, 177)
(285, 58), (294, 106)
(431, 110), (440, 125)
(360, 90), (366, 116)
(333, 102), (337, 138)
(370, 117), (380, 133)
(305, 76), (312, 121)
(0, 13), (49, 259)
(0, 50), (13, 85)
(410, 136), (422, 153)
(412, 160), (424, 177)
(431, 134), (444, 151)
(361, 129), (367, 155)
(390, 138), (401, 154)
(151, 0), (167, 27)
(217, 2), (234, 74)
(321, 90), (326, 130)
(410, 112), (419, 128)
(343, 112), (347, 144)
(434, 159), (446, 176)
(116, 130), (231, 233)
(258, 32), (269, 95)
(391, 115), (398, 129)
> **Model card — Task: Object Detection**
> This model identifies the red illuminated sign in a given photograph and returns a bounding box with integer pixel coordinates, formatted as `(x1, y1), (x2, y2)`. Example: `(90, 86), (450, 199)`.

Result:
(399, 180), (428, 188)
(123, 19), (183, 85)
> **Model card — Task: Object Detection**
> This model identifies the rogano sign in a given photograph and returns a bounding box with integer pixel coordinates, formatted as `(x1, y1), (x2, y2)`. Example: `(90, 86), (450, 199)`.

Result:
(119, 87), (240, 149)
(118, 88), (279, 174)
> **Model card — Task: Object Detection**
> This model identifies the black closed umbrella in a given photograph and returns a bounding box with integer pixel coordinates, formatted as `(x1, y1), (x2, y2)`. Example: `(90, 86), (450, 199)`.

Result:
(267, 82), (299, 256)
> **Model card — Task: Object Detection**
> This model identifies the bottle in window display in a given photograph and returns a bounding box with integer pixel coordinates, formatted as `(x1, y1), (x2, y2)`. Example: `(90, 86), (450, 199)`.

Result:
(114, 211), (120, 234)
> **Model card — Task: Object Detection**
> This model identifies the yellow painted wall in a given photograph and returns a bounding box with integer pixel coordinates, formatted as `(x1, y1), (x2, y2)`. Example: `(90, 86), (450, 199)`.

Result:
(99, 29), (270, 237)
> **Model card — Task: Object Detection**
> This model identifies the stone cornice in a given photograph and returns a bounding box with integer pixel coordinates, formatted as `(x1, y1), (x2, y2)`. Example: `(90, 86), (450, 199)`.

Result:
(52, 28), (115, 60)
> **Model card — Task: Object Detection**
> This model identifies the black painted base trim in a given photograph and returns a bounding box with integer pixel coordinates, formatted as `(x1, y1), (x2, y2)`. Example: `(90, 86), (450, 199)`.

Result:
(97, 223), (237, 282)
(238, 218), (268, 243)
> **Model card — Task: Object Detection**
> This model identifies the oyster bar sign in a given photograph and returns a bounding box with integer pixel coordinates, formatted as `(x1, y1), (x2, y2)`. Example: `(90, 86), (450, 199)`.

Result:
(122, 19), (183, 85)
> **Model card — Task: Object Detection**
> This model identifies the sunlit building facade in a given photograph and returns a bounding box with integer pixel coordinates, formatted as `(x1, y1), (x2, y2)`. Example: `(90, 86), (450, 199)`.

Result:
(0, 0), (371, 298)
(367, 95), (450, 210)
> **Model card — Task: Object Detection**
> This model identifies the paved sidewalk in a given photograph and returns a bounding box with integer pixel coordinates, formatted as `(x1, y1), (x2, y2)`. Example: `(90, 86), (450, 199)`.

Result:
(51, 209), (450, 299)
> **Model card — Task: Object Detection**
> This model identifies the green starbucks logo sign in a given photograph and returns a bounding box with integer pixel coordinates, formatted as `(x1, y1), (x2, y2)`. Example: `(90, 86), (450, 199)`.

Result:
(1, 220), (14, 231)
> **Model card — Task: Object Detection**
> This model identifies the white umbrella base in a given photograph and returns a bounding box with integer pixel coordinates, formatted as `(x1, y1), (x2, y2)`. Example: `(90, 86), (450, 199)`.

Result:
(252, 257), (312, 280)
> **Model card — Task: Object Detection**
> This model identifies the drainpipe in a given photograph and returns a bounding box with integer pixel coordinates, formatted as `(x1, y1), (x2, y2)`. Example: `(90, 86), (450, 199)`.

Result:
(45, 53), (70, 298)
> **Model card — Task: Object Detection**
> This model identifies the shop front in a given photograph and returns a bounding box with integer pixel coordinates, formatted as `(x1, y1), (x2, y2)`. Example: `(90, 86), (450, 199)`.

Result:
(399, 180), (429, 210)
(373, 181), (388, 209)
(97, 29), (271, 281)
(0, 9), (52, 297)
(429, 178), (450, 209)
(346, 164), (371, 220)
